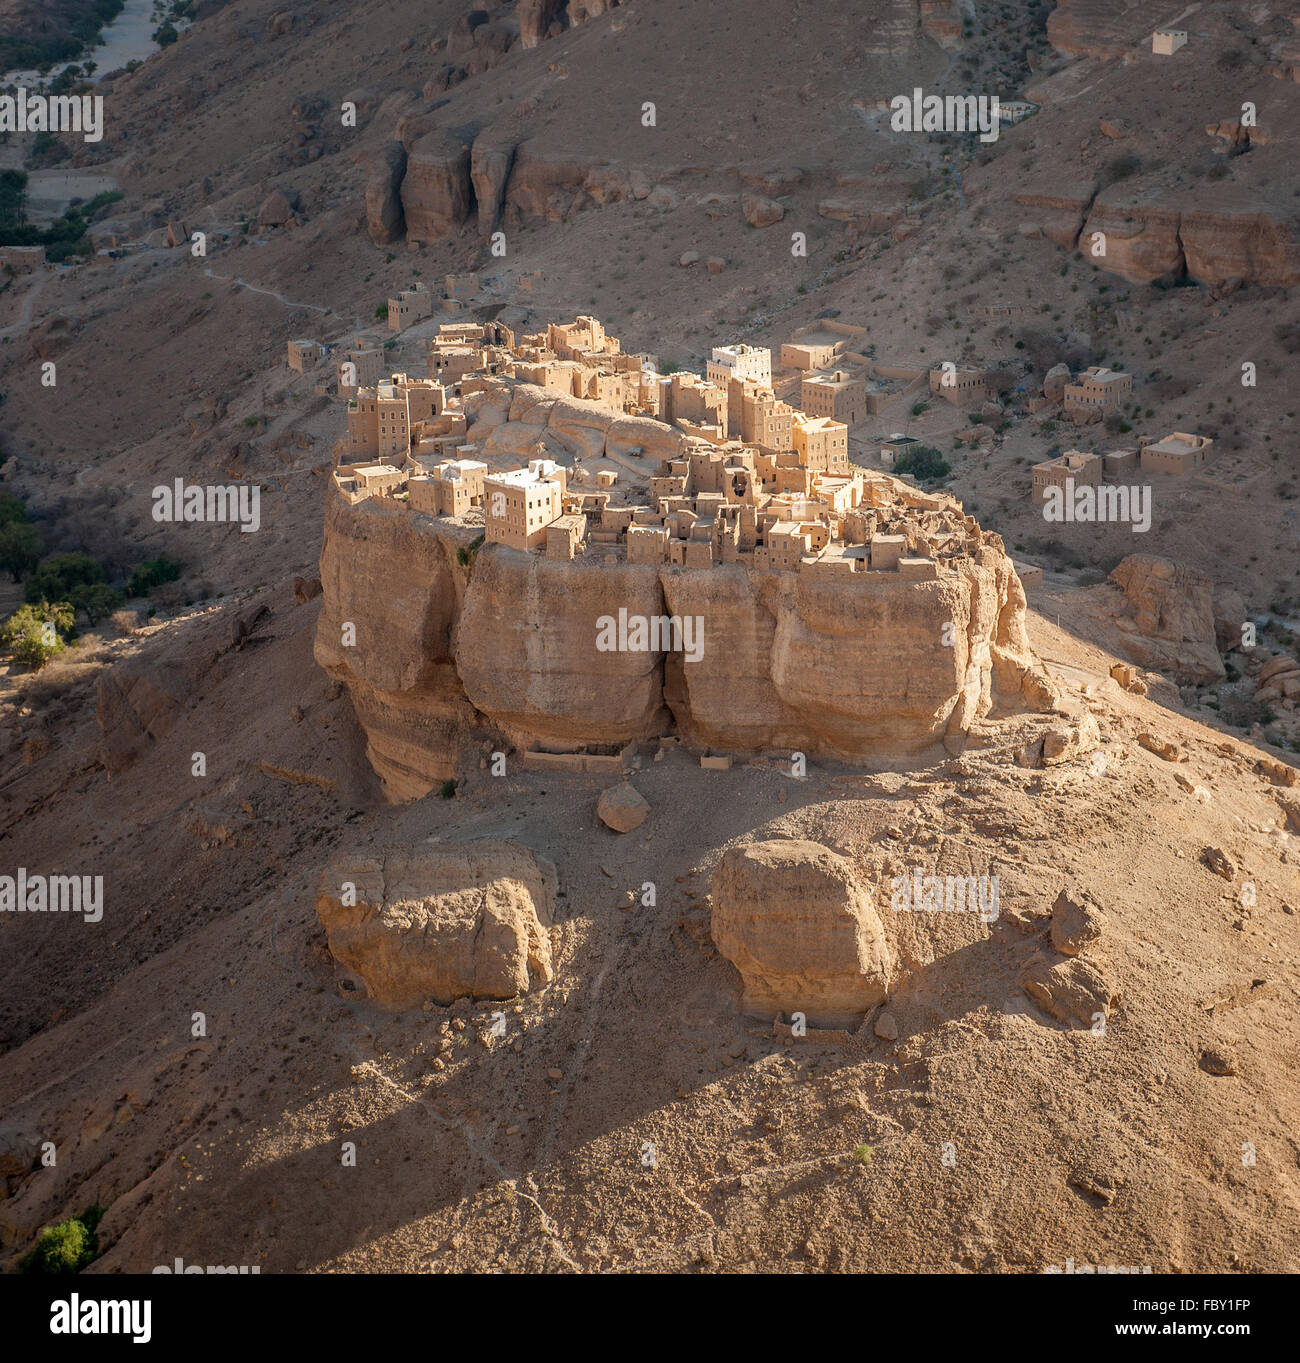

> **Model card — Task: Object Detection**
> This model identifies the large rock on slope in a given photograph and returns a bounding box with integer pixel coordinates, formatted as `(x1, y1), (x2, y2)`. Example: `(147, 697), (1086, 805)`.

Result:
(365, 142), (407, 245)
(315, 840), (556, 1008)
(741, 192), (784, 228)
(401, 131), (473, 242)
(1108, 555), (1225, 684)
(519, 0), (566, 46)
(597, 781), (649, 832)
(470, 131), (517, 234)
(711, 840), (892, 1026)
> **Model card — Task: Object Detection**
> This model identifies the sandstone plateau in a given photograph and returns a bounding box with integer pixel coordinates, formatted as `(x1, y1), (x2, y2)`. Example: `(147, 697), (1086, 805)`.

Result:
(314, 389), (1061, 800)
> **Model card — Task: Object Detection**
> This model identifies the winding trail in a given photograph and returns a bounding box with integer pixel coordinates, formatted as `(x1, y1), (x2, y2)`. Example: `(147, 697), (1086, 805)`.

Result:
(0, 277), (46, 340)
(203, 268), (336, 316)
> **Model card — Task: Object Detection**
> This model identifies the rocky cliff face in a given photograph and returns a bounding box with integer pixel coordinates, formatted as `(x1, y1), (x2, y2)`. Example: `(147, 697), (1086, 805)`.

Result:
(1013, 189), (1300, 289)
(315, 409), (1056, 800)
(401, 131), (474, 243)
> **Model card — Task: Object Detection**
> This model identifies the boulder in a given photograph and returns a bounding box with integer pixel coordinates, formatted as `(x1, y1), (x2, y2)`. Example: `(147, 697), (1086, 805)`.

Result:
(314, 840), (556, 1008)
(741, 192), (784, 228)
(1202, 846), (1237, 880)
(0, 1124), (40, 1177)
(1137, 731), (1186, 762)
(257, 186), (298, 228)
(519, 0), (566, 47)
(711, 839), (891, 1027)
(445, 9), (490, 58)
(1258, 655), (1299, 686)
(1212, 585), (1247, 653)
(293, 576), (323, 604)
(1041, 710), (1099, 766)
(365, 142), (407, 245)
(1050, 888), (1106, 956)
(1108, 555), (1225, 684)
(1042, 362), (1071, 402)
(569, 0), (618, 21)
(1019, 952), (1116, 1027)
(597, 780), (649, 833)
(230, 601), (269, 649)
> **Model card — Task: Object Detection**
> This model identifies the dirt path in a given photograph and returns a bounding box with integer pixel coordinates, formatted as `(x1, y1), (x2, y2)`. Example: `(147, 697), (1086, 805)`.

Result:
(0, 276), (45, 340)
(204, 268), (336, 316)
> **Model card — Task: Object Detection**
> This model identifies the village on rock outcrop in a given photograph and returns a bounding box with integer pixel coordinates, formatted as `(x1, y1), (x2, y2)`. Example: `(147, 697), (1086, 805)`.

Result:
(330, 313), (985, 581)
(301, 308), (1079, 800)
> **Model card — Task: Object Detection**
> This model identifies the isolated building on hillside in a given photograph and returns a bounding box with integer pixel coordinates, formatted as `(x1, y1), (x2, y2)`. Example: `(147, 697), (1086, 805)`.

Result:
(444, 273), (479, 301)
(1152, 29), (1187, 55)
(929, 365), (988, 405)
(0, 244), (46, 271)
(388, 283), (433, 331)
(880, 434), (923, 468)
(1063, 366), (1132, 417)
(1139, 431), (1214, 474)
(287, 339), (325, 373)
(1031, 450), (1103, 504)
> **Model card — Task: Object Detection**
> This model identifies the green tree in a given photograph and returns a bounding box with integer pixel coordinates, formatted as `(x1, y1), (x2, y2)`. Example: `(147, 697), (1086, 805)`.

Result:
(128, 555), (183, 597)
(0, 520), (43, 580)
(0, 600), (74, 669)
(75, 582), (122, 625)
(25, 551), (106, 606)
(892, 445), (951, 482)
(0, 489), (31, 524)
(19, 1207), (102, 1274)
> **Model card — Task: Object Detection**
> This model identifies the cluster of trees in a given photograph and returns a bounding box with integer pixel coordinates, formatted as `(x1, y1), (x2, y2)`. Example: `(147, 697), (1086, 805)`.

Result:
(892, 445), (951, 483)
(0, 172), (124, 264)
(19, 1206), (102, 1274)
(0, 0), (124, 71)
(0, 491), (185, 669)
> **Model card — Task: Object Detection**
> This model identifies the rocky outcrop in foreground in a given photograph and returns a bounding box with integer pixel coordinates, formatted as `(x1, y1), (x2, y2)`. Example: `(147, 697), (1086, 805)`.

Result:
(315, 839), (556, 1008)
(711, 840), (892, 1026)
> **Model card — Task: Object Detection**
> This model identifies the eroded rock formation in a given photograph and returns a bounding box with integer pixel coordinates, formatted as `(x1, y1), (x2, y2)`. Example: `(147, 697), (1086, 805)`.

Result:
(1107, 554), (1225, 684)
(711, 839), (892, 1026)
(315, 839), (556, 1008)
(316, 388), (1058, 799)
